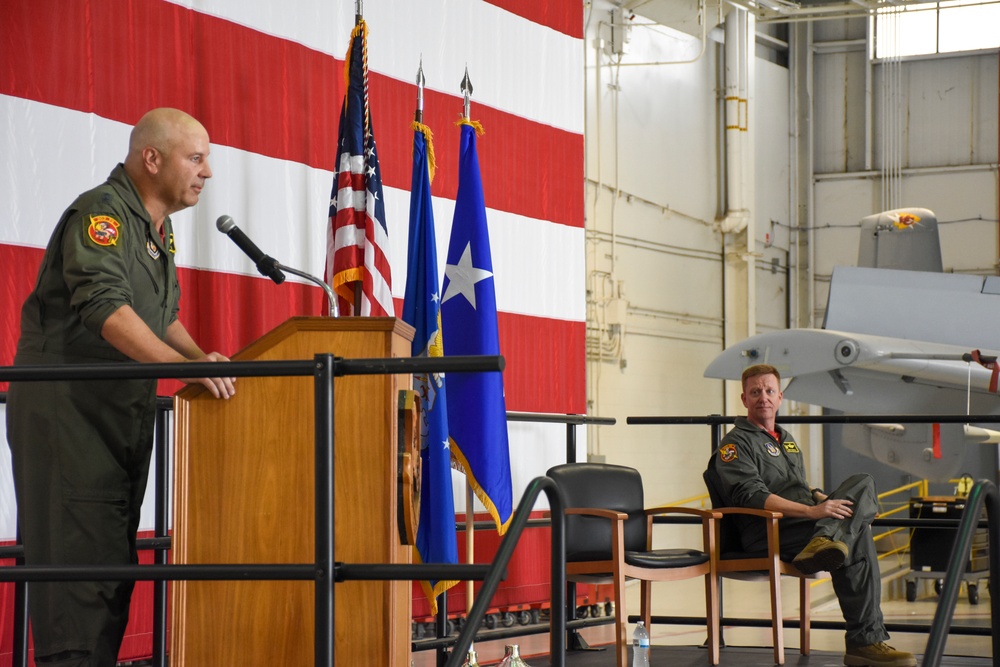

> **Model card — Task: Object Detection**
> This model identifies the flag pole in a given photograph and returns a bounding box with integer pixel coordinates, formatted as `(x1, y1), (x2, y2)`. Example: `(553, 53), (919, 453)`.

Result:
(461, 66), (476, 619)
(415, 58), (425, 124)
(460, 66), (473, 121)
(352, 0), (364, 312)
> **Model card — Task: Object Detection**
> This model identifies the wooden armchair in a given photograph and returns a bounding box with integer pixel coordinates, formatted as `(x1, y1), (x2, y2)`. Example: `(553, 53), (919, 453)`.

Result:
(548, 463), (721, 667)
(703, 466), (817, 665)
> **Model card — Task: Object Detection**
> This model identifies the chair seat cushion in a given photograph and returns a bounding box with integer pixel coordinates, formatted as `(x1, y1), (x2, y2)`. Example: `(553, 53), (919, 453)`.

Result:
(625, 548), (709, 569)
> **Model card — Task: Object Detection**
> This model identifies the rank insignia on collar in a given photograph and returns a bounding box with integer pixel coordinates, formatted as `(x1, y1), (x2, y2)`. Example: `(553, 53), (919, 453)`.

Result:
(168, 232), (176, 254)
(87, 215), (120, 247)
(147, 238), (161, 260)
(783, 441), (800, 453)
(719, 443), (738, 463)
(765, 442), (781, 457)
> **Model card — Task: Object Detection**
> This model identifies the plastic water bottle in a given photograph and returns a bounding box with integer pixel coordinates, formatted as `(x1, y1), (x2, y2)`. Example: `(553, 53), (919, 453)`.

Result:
(632, 620), (650, 667)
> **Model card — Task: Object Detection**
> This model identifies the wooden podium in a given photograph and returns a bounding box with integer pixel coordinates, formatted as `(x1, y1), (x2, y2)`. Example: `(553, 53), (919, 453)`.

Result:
(171, 317), (414, 666)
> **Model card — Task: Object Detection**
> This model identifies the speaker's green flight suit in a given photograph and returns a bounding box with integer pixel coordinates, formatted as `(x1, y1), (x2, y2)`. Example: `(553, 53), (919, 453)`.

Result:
(711, 417), (889, 650)
(6, 164), (179, 665)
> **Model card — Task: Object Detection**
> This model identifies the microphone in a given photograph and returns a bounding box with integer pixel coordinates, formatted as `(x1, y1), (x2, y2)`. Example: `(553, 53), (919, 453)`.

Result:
(216, 215), (285, 284)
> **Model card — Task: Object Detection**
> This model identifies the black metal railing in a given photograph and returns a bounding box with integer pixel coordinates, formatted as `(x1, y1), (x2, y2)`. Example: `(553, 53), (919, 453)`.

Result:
(0, 388), (616, 667)
(3, 388), (996, 663)
(0, 354), (502, 666)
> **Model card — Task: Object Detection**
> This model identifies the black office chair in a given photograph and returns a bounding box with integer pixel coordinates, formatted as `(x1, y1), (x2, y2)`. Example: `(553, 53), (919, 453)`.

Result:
(703, 465), (815, 665)
(548, 463), (721, 667)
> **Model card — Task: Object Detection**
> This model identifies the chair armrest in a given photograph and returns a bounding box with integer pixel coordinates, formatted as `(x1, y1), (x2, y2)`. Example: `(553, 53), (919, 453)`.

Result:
(565, 507), (628, 521)
(644, 506), (721, 554)
(714, 507), (783, 520)
(645, 506), (722, 520)
(714, 507), (783, 557)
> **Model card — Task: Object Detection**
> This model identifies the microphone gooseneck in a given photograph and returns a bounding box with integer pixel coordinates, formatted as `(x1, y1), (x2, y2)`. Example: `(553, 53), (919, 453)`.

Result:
(214, 215), (338, 316)
(215, 215), (286, 285)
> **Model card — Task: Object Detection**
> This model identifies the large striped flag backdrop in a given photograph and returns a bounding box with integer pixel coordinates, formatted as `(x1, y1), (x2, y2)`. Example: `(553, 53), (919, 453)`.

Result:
(1, 0), (584, 657)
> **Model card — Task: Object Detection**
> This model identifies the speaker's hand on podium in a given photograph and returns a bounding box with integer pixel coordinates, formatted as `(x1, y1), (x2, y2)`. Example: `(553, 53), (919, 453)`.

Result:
(183, 351), (236, 399)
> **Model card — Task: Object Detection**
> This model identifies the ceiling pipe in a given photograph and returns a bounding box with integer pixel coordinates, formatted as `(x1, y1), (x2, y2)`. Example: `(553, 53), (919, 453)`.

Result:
(719, 7), (752, 234)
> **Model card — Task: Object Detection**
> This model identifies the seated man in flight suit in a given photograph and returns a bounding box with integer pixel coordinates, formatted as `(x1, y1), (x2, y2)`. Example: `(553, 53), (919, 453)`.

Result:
(709, 363), (915, 667)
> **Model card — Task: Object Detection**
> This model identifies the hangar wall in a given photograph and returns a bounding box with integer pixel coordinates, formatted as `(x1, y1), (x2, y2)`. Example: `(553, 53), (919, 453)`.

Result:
(583, 2), (803, 506)
(585, 3), (999, 510)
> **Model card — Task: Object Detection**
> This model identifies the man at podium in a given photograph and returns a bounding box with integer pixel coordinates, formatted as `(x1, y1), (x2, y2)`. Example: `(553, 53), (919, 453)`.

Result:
(5, 108), (235, 667)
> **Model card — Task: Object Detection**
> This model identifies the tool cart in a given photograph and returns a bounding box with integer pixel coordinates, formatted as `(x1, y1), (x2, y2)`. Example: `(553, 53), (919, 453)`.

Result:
(906, 495), (989, 604)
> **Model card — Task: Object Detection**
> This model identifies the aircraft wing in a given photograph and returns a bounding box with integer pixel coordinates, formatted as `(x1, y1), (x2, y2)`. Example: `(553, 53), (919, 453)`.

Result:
(704, 328), (1000, 414)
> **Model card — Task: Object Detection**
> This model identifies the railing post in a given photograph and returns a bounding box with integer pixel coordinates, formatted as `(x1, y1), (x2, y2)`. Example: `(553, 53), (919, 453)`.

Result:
(548, 477), (567, 667)
(436, 589), (449, 666)
(563, 417), (583, 651)
(314, 354), (336, 667)
(708, 415), (726, 650)
(566, 419), (577, 463)
(152, 402), (170, 667)
(709, 414), (722, 453)
(12, 530), (27, 667)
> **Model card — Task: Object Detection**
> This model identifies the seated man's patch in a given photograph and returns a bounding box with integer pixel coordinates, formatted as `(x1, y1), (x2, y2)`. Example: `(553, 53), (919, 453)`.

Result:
(719, 443), (738, 462)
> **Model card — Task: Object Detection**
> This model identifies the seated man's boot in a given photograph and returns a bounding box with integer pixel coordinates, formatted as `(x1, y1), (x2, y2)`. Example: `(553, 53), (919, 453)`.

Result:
(844, 642), (917, 667)
(792, 535), (848, 575)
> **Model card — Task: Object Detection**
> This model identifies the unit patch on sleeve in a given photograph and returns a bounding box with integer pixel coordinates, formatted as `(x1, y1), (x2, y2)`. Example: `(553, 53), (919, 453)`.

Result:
(719, 443), (738, 463)
(783, 441), (800, 453)
(87, 215), (121, 247)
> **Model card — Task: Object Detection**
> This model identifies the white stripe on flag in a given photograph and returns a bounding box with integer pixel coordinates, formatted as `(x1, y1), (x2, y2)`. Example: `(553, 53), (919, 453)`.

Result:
(1, 95), (584, 323)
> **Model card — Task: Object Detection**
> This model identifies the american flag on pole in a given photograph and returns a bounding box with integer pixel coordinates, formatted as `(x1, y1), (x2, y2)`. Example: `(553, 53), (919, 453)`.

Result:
(326, 19), (394, 317)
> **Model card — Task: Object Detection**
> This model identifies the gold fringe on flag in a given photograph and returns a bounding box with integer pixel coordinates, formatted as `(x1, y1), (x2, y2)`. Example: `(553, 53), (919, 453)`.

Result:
(343, 21), (368, 87)
(411, 121), (437, 183)
(415, 548), (459, 616)
(450, 441), (512, 536)
(455, 118), (485, 137)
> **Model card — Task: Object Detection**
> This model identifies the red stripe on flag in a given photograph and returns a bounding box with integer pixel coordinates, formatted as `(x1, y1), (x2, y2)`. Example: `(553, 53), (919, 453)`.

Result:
(0, 242), (581, 412)
(499, 315), (586, 414)
(1, 0), (583, 229)
(484, 0), (584, 38)
(182, 270), (584, 411)
(0, 244), (44, 384)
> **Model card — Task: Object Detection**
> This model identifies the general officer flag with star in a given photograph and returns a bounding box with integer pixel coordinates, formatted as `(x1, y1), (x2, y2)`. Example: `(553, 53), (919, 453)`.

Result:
(402, 121), (459, 611)
(440, 121), (513, 535)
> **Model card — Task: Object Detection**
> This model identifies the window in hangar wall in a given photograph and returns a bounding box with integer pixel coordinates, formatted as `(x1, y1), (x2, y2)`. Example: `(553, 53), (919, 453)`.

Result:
(872, 0), (1000, 58)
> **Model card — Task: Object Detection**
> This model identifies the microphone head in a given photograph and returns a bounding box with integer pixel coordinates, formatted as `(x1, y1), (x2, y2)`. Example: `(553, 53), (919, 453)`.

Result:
(216, 215), (235, 233)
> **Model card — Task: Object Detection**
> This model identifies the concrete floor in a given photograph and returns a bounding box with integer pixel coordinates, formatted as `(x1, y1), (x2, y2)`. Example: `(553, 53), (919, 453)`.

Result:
(414, 566), (992, 666)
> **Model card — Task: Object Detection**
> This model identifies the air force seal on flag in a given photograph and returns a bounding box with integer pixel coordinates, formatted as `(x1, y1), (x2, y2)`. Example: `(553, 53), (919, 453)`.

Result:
(87, 215), (120, 247)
